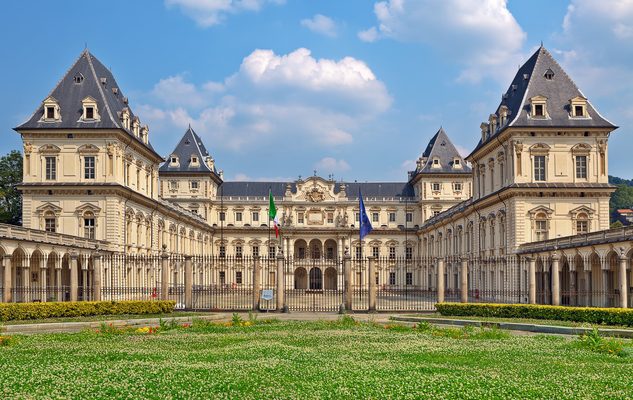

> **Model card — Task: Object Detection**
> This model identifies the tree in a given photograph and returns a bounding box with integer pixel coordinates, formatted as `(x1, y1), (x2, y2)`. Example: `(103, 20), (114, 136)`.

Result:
(0, 150), (22, 225)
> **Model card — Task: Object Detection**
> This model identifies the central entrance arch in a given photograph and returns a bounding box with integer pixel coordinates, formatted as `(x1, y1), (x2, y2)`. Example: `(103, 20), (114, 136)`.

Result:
(309, 267), (323, 290)
(294, 267), (307, 289)
(324, 267), (337, 290)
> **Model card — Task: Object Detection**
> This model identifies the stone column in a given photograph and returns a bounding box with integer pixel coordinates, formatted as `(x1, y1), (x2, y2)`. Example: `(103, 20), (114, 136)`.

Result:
(161, 249), (170, 301)
(93, 253), (102, 302)
(40, 259), (48, 303)
(527, 257), (536, 304)
(252, 256), (261, 311)
(3, 255), (12, 303)
(69, 252), (79, 302)
(343, 253), (352, 311)
(551, 253), (560, 306)
(437, 258), (445, 303)
(368, 256), (376, 312)
(56, 267), (62, 302)
(276, 252), (285, 312)
(184, 255), (193, 310)
(619, 253), (628, 308)
(460, 258), (468, 303)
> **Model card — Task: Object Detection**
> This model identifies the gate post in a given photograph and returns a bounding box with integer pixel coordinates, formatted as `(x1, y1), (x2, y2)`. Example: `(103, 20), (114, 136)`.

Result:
(619, 251), (628, 308)
(437, 258), (445, 303)
(343, 252), (352, 311)
(3, 255), (12, 302)
(253, 256), (261, 311)
(551, 252), (560, 306)
(460, 257), (468, 303)
(368, 256), (376, 312)
(184, 255), (193, 310)
(276, 252), (286, 312)
(70, 251), (79, 302)
(527, 256), (536, 304)
(93, 253), (102, 302)
(160, 246), (170, 301)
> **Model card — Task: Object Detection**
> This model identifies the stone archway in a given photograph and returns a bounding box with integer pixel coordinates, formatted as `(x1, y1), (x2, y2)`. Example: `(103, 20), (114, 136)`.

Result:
(324, 267), (337, 290)
(294, 267), (307, 289)
(309, 267), (323, 290)
(324, 239), (337, 260)
(294, 240), (307, 260)
(309, 239), (322, 260)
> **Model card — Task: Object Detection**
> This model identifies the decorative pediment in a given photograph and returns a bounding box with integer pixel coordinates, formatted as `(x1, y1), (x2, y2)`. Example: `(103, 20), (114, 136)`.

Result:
(570, 205), (595, 218)
(39, 144), (61, 154)
(77, 144), (99, 154)
(528, 205), (554, 218)
(571, 143), (591, 154)
(75, 203), (101, 216)
(530, 95), (548, 102)
(36, 202), (62, 216)
(530, 143), (550, 152)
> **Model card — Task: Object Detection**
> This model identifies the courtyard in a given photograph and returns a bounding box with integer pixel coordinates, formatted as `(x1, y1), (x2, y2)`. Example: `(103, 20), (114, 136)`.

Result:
(1, 317), (632, 399)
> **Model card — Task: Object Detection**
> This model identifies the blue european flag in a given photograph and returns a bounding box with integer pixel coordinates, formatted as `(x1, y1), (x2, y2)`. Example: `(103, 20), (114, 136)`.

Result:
(359, 189), (373, 240)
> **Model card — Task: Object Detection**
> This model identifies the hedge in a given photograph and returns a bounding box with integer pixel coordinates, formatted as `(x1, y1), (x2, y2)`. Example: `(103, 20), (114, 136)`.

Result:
(435, 302), (633, 327)
(0, 300), (176, 322)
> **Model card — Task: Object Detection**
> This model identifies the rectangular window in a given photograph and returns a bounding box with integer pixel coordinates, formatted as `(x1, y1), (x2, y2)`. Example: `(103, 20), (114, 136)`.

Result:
(405, 247), (412, 260)
(236, 271), (243, 284)
(219, 245), (226, 258)
(576, 155), (587, 179)
(235, 245), (242, 258)
(235, 212), (242, 222)
(219, 212), (226, 221)
(389, 272), (396, 285)
(406, 212), (413, 223)
(355, 213), (360, 222)
(219, 271), (226, 285)
(453, 182), (462, 192)
(269, 246), (276, 258)
(84, 156), (95, 179)
(372, 212), (379, 223)
(84, 218), (95, 239)
(534, 155), (546, 181)
(170, 181), (178, 190)
(577, 220), (588, 234)
(535, 220), (548, 241)
(355, 246), (362, 259)
(372, 247), (379, 258)
(432, 183), (441, 191)
(389, 212), (396, 222)
(46, 107), (55, 119)
(191, 181), (199, 190)
(406, 272), (413, 285)
(534, 104), (544, 116)
(297, 212), (304, 224)
(327, 212), (334, 224)
(252, 211), (259, 222)
(298, 247), (306, 259)
(326, 246), (334, 259)
(45, 157), (56, 180)
(389, 246), (396, 260)
(44, 218), (56, 233)
(252, 246), (259, 257)
(433, 210), (440, 217)
(85, 107), (94, 119)
(575, 105), (584, 117)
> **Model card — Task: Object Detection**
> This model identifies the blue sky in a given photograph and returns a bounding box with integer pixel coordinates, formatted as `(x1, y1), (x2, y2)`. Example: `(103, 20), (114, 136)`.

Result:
(1, 0), (632, 181)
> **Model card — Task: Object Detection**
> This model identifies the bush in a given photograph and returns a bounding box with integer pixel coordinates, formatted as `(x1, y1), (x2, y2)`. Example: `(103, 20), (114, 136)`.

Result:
(575, 328), (627, 357)
(435, 302), (633, 327)
(0, 300), (175, 322)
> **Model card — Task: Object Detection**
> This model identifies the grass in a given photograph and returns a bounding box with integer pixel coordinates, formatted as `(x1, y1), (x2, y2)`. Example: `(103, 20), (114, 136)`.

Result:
(408, 313), (633, 330)
(0, 311), (211, 326)
(0, 318), (632, 399)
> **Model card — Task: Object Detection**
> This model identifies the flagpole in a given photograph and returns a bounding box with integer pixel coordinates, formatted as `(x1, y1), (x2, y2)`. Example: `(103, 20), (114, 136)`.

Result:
(268, 187), (271, 260)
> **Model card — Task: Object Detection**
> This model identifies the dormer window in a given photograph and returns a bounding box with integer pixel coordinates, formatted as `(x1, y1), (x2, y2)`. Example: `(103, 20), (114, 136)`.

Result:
(81, 96), (100, 121)
(191, 156), (198, 164)
(529, 95), (548, 118)
(41, 96), (60, 122)
(121, 108), (131, 130)
(432, 158), (440, 168)
(570, 96), (588, 118)
(73, 73), (84, 84)
(170, 155), (179, 166)
(140, 126), (149, 144)
(132, 117), (140, 137)
(544, 68), (555, 80)
(453, 158), (462, 169)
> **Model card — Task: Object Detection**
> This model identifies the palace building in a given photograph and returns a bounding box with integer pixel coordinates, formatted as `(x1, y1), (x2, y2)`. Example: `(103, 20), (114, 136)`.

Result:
(7, 45), (630, 310)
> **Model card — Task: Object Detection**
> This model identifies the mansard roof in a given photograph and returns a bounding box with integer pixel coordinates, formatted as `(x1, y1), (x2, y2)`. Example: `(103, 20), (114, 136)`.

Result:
(15, 49), (158, 153)
(219, 181), (415, 199)
(470, 46), (616, 157)
(410, 127), (471, 179)
(159, 126), (221, 181)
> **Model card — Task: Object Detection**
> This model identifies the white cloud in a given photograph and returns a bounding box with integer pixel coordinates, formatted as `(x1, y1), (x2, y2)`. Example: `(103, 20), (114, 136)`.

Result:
(300, 14), (337, 37)
(358, 27), (379, 42)
(136, 48), (391, 153)
(315, 157), (350, 173)
(165, 0), (285, 27)
(361, 0), (527, 83)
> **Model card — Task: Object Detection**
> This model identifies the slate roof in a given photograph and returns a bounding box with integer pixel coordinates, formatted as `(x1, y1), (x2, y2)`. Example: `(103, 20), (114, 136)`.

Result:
(410, 127), (471, 179)
(218, 181), (415, 199)
(159, 126), (221, 180)
(469, 46), (616, 157)
(16, 49), (158, 156)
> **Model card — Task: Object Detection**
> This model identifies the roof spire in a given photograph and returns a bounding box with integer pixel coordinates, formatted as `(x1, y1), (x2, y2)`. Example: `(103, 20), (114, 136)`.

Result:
(540, 40), (543, 48)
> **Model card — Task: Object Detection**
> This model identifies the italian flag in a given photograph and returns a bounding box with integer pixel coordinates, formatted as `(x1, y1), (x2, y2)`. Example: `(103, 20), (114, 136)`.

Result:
(269, 190), (280, 237)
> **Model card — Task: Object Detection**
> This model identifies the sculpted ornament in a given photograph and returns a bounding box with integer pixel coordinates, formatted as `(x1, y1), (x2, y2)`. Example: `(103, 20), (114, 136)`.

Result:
(306, 187), (325, 202)
(23, 142), (33, 155)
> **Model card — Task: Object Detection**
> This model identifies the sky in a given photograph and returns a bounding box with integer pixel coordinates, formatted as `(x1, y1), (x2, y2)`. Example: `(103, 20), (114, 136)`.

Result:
(1, 0), (632, 182)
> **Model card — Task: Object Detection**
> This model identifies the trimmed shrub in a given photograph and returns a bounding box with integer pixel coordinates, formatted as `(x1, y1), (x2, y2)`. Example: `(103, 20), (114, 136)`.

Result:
(435, 302), (633, 327)
(0, 300), (175, 322)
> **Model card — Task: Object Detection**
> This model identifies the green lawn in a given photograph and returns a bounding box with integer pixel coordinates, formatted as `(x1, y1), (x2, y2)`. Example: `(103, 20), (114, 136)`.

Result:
(0, 311), (213, 326)
(1, 318), (632, 399)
